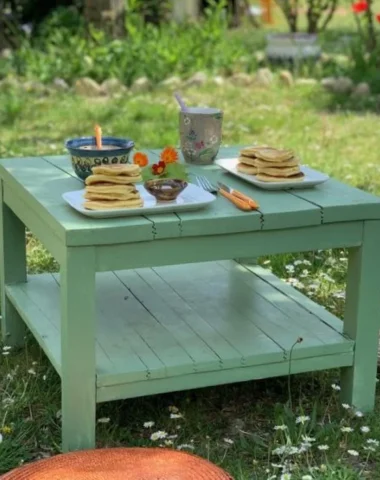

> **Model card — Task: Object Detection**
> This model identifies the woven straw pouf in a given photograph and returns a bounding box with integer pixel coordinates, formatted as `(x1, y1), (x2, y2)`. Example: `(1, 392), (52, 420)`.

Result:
(0, 447), (234, 480)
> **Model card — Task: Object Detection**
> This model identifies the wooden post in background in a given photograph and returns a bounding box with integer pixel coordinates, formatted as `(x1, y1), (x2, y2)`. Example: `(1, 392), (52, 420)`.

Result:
(84, 0), (126, 37)
(260, 0), (273, 23)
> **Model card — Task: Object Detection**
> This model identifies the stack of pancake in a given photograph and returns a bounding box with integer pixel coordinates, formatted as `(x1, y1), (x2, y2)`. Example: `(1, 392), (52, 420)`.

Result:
(237, 146), (304, 183)
(83, 164), (143, 210)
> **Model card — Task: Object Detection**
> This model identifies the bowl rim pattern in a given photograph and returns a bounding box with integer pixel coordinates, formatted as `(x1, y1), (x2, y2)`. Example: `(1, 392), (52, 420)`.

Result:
(65, 136), (134, 157)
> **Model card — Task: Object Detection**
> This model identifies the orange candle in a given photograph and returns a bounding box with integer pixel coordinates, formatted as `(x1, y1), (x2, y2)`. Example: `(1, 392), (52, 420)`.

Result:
(94, 124), (102, 149)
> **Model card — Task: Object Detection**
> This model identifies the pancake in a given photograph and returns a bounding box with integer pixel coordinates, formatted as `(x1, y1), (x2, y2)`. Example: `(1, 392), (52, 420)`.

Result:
(92, 164), (140, 176)
(85, 184), (137, 194)
(257, 165), (301, 178)
(237, 163), (258, 175)
(240, 146), (294, 163)
(254, 157), (299, 168)
(240, 145), (267, 157)
(253, 147), (294, 163)
(237, 156), (259, 167)
(256, 172), (305, 183)
(84, 191), (141, 201)
(84, 198), (144, 210)
(85, 174), (142, 186)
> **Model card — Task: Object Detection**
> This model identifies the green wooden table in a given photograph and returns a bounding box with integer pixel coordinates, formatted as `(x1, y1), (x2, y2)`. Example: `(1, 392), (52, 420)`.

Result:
(1, 147), (380, 452)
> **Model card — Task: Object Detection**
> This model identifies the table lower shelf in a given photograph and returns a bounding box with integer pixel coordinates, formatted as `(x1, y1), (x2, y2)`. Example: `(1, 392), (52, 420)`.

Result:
(6, 261), (354, 403)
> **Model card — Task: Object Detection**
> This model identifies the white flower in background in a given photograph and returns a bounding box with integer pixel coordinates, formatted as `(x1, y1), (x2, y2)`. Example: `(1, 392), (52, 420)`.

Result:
(223, 438), (234, 445)
(272, 446), (286, 455)
(301, 435), (315, 443)
(164, 439), (173, 446)
(274, 425), (288, 431)
(364, 446), (376, 452)
(2, 346), (11, 352)
(367, 439), (379, 447)
(177, 444), (194, 451)
(331, 384), (341, 391)
(317, 445), (329, 451)
(143, 421), (155, 428)
(97, 417), (110, 424)
(27, 369), (36, 375)
(296, 416), (310, 425)
(285, 264), (295, 273)
(347, 449), (359, 456)
(280, 474), (292, 480)
(342, 403), (351, 410)
(271, 463), (284, 469)
(2, 352), (10, 356)
(301, 476), (313, 480)
(150, 431), (168, 441)
(355, 411), (364, 418)
(341, 427), (354, 433)
(361, 426), (370, 433)
(170, 413), (183, 420)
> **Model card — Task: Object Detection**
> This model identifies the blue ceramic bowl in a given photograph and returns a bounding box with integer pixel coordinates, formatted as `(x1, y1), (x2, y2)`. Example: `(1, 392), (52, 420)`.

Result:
(65, 136), (135, 180)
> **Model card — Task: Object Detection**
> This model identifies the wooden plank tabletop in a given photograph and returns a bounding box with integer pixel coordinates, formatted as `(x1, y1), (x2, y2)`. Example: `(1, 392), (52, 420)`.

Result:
(0, 147), (379, 246)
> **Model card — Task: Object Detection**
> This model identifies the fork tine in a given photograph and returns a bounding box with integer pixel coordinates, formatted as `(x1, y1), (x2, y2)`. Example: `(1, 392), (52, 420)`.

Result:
(196, 175), (213, 192)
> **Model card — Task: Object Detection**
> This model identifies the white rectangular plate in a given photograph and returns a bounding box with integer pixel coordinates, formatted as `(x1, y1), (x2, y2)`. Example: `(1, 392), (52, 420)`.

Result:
(215, 158), (329, 190)
(62, 183), (216, 218)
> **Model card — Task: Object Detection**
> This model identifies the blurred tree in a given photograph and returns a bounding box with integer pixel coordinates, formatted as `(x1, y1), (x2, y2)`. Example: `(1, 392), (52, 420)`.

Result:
(84, 0), (125, 36)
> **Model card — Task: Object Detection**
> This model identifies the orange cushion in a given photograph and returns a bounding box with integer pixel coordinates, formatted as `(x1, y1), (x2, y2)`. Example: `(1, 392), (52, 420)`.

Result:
(1, 447), (233, 479)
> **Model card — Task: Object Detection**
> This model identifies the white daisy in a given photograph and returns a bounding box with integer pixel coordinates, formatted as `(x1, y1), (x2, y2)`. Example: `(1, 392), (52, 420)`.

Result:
(296, 415), (310, 424)
(347, 449), (359, 456)
(317, 445), (329, 451)
(150, 431), (168, 441)
(274, 425), (288, 431)
(341, 427), (354, 433)
(143, 421), (155, 428)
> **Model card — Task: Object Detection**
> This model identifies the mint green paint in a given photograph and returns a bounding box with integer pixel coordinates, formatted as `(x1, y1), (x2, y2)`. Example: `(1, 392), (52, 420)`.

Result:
(1, 150), (380, 451)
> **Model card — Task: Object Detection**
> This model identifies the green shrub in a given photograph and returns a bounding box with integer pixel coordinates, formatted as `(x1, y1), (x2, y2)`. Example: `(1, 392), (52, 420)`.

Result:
(1, 2), (247, 85)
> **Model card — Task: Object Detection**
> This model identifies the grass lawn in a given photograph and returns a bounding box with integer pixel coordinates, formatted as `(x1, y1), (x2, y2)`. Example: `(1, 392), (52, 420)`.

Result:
(1, 79), (380, 479)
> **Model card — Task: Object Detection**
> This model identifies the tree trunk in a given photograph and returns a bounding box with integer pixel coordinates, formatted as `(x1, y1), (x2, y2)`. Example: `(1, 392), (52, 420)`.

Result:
(84, 0), (125, 37)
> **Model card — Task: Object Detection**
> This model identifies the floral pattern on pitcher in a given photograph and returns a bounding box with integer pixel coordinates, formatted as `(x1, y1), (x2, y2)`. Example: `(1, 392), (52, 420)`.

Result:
(179, 109), (223, 165)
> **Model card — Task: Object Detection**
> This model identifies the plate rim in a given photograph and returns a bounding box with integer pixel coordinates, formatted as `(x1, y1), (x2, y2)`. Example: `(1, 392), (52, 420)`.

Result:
(62, 182), (216, 217)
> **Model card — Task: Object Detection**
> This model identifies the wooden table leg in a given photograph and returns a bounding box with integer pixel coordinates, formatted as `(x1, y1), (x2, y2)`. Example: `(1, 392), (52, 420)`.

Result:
(0, 182), (27, 347)
(61, 246), (96, 452)
(340, 220), (380, 412)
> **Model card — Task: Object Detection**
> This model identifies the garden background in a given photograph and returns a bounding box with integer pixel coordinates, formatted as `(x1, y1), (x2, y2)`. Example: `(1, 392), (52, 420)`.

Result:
(1, 1), (380, 479)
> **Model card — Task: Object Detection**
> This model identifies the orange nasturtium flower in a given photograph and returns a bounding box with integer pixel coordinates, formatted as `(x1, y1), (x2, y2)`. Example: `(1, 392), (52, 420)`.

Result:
(160, 146), (178, 164)
(133, 152), (149, 167)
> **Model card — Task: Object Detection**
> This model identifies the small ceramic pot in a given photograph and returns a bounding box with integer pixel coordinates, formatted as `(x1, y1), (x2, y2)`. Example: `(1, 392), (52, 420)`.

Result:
(179, 107), (223, 165)
(144, 179), (188, 202)
(65, 136), (134, 181)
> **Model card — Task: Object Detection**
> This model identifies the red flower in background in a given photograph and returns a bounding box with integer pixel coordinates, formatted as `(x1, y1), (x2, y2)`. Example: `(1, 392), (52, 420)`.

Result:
(352, 1), (368, 12)
(152, 161), (166, 176)
(376, 13), (380, 22)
